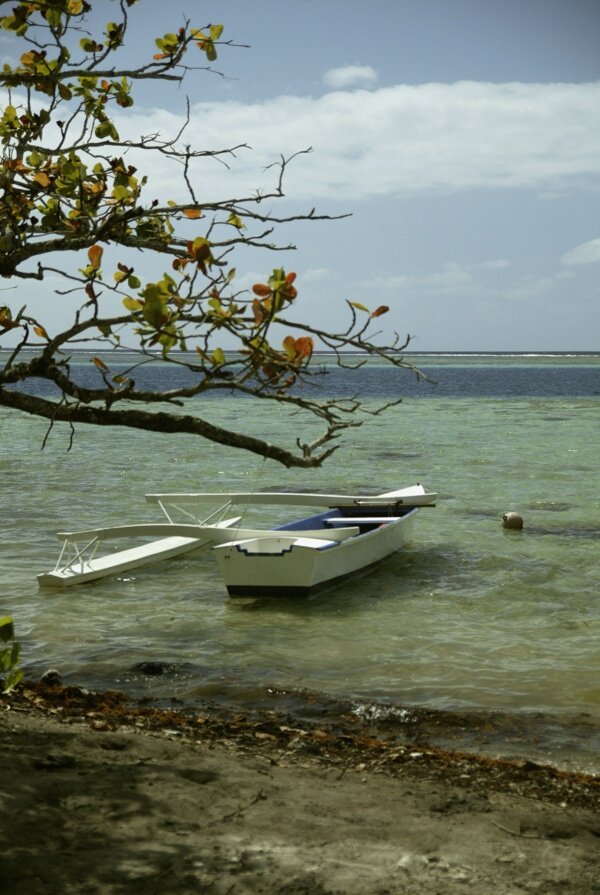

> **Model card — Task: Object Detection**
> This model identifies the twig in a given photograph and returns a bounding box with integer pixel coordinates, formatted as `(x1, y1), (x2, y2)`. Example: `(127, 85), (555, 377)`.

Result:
(491, 820), (549, 839)
(206, 789), (267, 826)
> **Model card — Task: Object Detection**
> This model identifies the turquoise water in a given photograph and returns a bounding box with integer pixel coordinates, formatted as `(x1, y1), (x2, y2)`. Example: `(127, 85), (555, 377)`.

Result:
(1, 354), (598, 769)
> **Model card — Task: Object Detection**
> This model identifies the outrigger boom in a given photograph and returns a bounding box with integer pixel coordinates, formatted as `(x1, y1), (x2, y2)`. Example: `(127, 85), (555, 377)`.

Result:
(145, 487), (436, 509)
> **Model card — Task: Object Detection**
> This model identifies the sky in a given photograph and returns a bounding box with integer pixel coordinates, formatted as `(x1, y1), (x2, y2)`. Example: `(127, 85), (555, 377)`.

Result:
(2, 0), (600, 351)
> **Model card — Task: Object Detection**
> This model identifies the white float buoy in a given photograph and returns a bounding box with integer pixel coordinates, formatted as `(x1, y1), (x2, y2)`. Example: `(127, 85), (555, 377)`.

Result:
(502, 512), (524, 530)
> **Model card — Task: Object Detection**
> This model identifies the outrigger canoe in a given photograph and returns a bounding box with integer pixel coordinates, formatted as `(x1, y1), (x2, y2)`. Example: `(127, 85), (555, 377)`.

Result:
(37, 484), (436, 596)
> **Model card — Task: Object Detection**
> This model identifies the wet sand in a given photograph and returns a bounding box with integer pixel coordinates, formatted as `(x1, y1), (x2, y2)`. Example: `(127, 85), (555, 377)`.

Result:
(1, 682), (598, 894)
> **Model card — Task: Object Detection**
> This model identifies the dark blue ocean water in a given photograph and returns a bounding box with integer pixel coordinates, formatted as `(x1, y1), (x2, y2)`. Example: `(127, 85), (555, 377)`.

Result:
(4, 352), (600, 398)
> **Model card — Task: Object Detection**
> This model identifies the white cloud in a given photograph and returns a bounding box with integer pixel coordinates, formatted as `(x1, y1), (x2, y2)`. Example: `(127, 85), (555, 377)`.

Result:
(504, 275), (559, 301)
(122, 80), (600, 203)
(561, 237), (600, 266)
(367, 263), (475, 295)
(302, 267), (334, 282)
(478, 259), (511, 270)
(359, 261), (571, 305)
(323, 65), (378, 89)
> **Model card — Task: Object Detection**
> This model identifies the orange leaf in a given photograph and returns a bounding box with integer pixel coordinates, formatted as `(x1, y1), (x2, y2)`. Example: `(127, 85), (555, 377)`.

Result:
(282, 335), (296, 359)
(371, 305), (390, 318)
(251, 299), (265, 324)
(88, 244), (103, 270)
(252, 283), (271, 297)
(285, 272), (297, 284)
(33, 325), (48, 339)
(182, 207), (203, 219)
(187, 238), (212, 264)
(92, 356), (109, 372)
(5, 158), (30, 172)
(33, 172), (50, 187)
(294, 336), (313, 360)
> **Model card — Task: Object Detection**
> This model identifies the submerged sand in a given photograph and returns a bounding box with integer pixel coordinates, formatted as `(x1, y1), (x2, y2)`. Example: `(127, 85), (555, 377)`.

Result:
(1, 683), (598, 894)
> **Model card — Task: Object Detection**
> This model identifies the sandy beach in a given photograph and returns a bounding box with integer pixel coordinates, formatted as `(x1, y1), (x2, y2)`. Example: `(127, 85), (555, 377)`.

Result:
(1, 681), (598, 895)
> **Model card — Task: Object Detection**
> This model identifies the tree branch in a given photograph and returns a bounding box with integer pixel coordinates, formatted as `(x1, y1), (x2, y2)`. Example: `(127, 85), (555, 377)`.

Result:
(0, 388), (336, 468)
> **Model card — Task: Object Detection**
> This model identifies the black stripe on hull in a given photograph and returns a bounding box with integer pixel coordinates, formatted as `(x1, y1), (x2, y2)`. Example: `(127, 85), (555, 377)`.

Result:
(226, 584), (312, 598)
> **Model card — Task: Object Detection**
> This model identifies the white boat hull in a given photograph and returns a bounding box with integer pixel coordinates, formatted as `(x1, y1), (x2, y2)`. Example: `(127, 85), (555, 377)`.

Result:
(214, 509), (419, 597)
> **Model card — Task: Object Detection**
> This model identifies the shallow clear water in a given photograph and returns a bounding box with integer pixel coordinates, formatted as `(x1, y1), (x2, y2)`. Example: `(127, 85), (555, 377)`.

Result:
(1, 353), (598, 770)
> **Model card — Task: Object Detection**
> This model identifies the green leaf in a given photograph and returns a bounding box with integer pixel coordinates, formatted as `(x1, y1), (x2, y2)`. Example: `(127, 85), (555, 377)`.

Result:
(158, 329), (178, 352)
(211, 347), (225, 367)
(112, 184), (130, 202)
(142, 293), (169, 328)
(0, 617), (14, 643)
(26, 150), (43, 166)
(2, 667), (23, 695)
(95, 120), (112, 139)
(349, 301), (370, 313)
(227, 213), (245, 230)
(123, 297), (143, 312)
(0, 615), (21, 694)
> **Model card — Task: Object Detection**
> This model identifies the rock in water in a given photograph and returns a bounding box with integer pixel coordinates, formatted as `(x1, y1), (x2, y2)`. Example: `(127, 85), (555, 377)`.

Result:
(40, 669), (63, 686)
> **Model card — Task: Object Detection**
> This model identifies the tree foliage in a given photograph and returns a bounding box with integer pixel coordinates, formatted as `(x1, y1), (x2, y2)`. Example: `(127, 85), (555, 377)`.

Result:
(0, 616), (23, 694)
(0, 0), (417, 467)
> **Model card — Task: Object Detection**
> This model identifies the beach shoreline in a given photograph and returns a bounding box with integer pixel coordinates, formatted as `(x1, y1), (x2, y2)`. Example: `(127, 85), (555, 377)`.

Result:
(1, 681), (598, 894)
